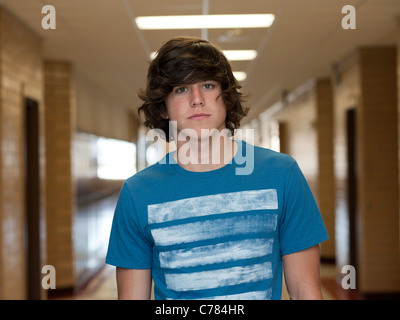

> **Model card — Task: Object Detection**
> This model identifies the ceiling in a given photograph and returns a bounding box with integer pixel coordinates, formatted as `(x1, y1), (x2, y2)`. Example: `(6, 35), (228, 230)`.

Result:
(0, 0), (399, 125)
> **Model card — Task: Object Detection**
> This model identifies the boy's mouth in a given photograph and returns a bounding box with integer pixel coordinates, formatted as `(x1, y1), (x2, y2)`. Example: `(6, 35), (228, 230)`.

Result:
(188, 113), (210, 120)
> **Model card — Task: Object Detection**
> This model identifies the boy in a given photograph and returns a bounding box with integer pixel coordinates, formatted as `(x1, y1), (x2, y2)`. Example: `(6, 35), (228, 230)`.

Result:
(106, 37), (328, 300)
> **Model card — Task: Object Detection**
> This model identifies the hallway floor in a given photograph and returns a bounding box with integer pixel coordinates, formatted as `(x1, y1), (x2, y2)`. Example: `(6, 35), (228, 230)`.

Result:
(58, 263), (357, 300)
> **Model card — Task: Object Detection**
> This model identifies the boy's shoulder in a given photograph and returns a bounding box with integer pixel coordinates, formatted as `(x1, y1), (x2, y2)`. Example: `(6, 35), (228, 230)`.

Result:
(250, 142), (296, 168)
(123, 159), (168, 191)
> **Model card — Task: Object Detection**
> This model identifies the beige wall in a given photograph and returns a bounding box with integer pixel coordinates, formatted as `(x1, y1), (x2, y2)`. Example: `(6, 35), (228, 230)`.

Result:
(0, 6), (138, 298)
(357, 47), (399, 293)
(44, 61), (76, 289)
(333, 47), (400, 294)
(260, 79), (336, 260)
(260, 46), (400, 294)
(332, 51), (360, 272)
(0, 8), (45, 299)
(75, 70), (138, 142)
(272, 85), (318, 190)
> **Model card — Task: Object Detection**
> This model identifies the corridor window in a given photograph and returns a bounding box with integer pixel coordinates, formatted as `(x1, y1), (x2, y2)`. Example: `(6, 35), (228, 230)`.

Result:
(97, 137), (136, 180)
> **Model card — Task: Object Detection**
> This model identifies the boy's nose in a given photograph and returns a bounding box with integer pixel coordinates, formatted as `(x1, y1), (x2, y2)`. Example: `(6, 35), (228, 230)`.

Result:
(190, 86), (204, 107)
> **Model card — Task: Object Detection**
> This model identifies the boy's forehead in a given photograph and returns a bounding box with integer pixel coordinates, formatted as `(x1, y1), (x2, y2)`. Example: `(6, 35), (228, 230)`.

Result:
(173, 78), (220, 86)
(171, 70), (220, 85)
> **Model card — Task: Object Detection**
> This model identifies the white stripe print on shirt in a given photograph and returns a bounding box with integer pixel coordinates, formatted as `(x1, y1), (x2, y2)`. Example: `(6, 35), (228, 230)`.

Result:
(148, 189), (278, 224)
(147, 189), (278, 299)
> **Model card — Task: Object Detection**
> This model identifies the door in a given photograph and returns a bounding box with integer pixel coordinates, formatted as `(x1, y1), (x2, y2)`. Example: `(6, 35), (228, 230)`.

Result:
(24, 98), (41, 299)
(346, 108), (358, 272)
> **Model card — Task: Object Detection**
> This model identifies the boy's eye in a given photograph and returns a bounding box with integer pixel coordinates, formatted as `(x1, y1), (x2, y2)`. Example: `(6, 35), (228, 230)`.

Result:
(175, 87), (188, 94)
(203, 83), (215, 90)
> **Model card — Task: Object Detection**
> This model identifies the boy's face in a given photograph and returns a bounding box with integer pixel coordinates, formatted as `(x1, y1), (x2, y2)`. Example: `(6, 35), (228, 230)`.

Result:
(164, 80), (227, 139)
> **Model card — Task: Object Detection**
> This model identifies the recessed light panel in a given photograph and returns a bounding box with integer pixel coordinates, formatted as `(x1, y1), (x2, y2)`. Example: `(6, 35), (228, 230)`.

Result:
(136, 14), (275, 30)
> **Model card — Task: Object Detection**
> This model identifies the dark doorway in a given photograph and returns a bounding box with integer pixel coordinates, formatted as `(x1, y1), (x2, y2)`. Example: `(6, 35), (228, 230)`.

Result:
(24, 98), (41, 300)
(346, 108), (358, 272)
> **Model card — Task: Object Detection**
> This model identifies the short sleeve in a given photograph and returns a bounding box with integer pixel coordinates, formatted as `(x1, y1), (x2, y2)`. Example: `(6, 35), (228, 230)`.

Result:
(279, 161), (329, 256)
(106, 182), (152, 269)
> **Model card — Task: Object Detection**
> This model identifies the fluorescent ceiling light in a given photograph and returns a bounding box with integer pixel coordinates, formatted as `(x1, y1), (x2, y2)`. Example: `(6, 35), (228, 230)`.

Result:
(150, 50), (257, 61)
(233, 71), (247, 82)
(223, 50), (257, 61)
(136, 14), (275, 30)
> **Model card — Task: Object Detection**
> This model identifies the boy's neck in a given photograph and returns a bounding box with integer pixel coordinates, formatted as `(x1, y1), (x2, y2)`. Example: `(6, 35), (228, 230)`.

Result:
(174, 132), (238, 172)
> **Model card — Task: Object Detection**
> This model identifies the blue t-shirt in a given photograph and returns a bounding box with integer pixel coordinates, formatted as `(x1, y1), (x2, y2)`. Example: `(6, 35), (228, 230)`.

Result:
(106, 140), (328, 300)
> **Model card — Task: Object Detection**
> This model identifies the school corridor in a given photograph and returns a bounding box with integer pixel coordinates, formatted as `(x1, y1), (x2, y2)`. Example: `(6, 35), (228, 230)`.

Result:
(49, 263), (352, 300)
(0, 0), (399, 300)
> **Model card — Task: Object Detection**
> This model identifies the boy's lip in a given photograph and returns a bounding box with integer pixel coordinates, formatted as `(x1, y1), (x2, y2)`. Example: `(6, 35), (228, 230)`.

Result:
(188, 113), (211, 120)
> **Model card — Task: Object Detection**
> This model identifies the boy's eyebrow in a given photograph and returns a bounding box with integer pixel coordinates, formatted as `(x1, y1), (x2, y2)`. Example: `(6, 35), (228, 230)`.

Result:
(172, 80), (219, 86)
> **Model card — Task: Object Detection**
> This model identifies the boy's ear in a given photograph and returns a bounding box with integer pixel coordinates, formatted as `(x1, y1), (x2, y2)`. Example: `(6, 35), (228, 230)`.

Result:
(161, 111), (169, 119)
(161, 107), (169, 119)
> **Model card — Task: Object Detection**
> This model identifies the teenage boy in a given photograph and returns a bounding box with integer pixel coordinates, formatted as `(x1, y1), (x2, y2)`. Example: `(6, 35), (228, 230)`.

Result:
(106, 37), (328, 300)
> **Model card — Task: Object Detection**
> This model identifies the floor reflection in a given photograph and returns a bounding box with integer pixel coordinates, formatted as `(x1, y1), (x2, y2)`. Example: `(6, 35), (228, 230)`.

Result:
(74, 193), (119, 288)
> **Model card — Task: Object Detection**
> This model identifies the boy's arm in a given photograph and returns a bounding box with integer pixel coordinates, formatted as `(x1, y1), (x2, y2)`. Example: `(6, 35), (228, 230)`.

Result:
(282, 245), (323, 300)
(116, 267), (152, 300)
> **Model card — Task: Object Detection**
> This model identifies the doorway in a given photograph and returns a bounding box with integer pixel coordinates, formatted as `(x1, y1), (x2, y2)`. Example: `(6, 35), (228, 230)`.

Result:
(346, 108), (358, 272)
(24, 97), (41, 299)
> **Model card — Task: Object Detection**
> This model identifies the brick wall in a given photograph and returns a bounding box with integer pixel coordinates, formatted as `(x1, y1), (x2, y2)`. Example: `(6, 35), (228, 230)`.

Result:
(332, 50), (360, 271)
(0, 8), (45, 299)
(334, 47), (400, 294)
(0, 7), (131, 297)
(357, 47), (400, 293)
(261, 79), (336, 259)
(44, 61), (76, 289)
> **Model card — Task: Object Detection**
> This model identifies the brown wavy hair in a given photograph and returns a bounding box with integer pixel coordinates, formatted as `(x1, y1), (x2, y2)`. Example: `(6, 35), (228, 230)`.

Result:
(138, 36), (249, 142)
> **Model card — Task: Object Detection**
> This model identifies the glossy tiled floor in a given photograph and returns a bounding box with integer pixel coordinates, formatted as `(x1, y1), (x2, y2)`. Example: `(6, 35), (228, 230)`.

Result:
(64, 263), (351, 300)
